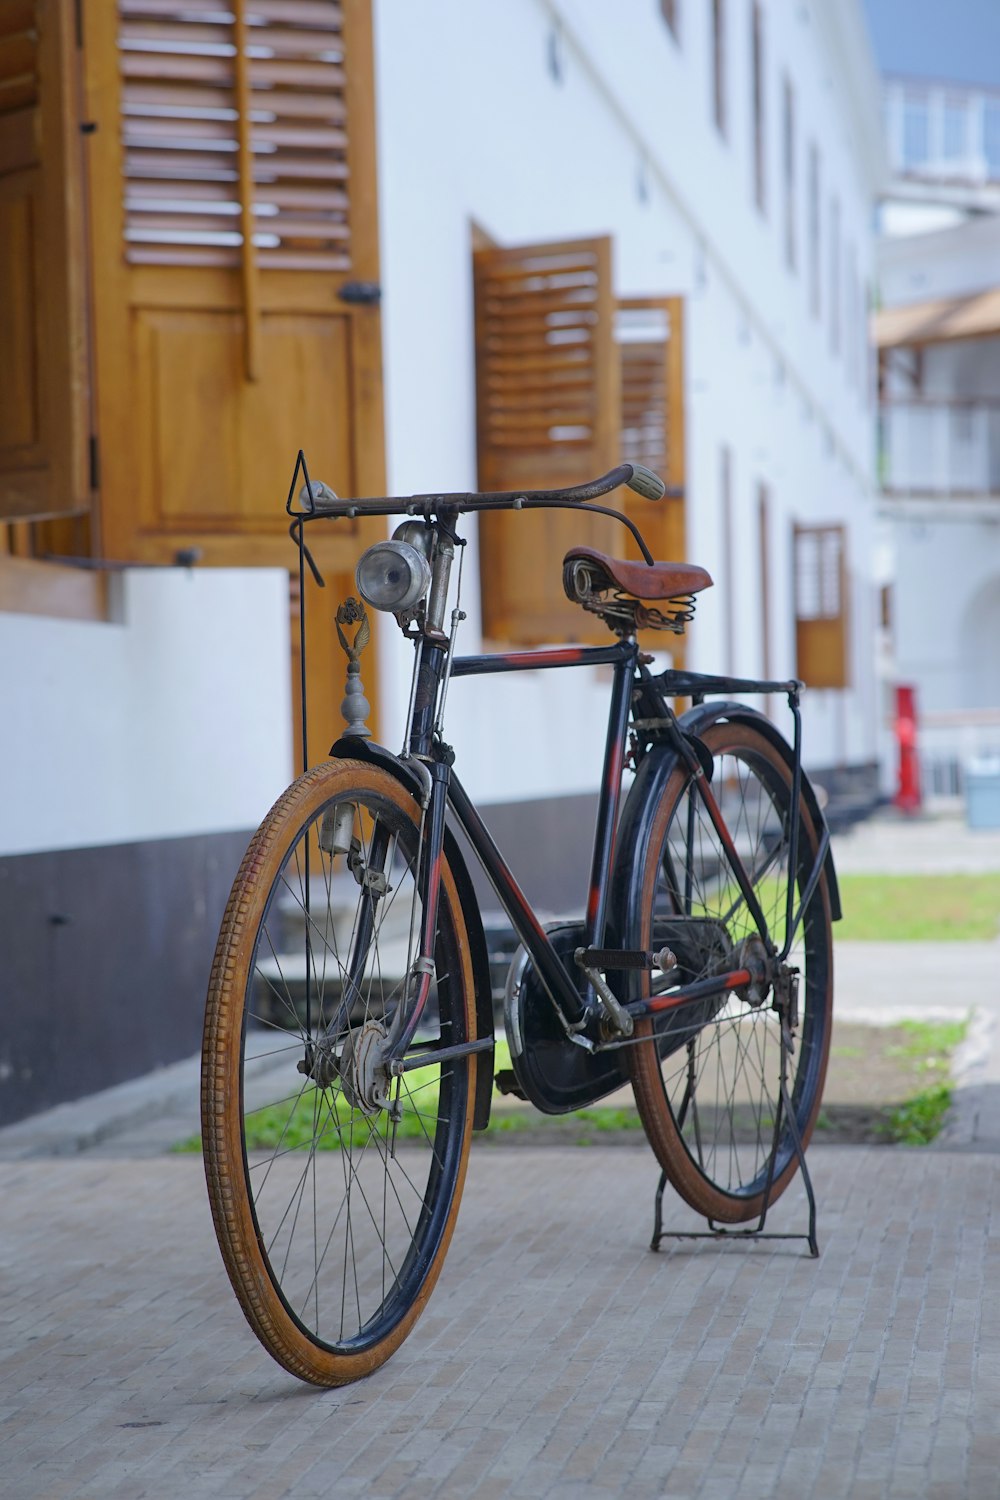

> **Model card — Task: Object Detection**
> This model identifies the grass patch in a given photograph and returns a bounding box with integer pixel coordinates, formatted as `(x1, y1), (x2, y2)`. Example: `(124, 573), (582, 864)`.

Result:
(878, 1019), (968, 1144)
(881, 1084), (953, 1145)
(835, 873), (1000, 942)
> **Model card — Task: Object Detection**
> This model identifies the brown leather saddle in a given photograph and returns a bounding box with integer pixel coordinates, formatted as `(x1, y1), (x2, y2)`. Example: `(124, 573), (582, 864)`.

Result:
(563, 546), (713, 635)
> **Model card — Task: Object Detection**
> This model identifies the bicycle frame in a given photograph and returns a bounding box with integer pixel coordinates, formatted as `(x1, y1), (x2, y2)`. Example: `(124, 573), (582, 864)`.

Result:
(387, 632), (831, 1075)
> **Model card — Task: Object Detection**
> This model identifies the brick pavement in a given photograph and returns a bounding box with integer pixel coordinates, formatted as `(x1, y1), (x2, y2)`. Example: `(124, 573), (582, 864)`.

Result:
(1, 1144), (998, 1500)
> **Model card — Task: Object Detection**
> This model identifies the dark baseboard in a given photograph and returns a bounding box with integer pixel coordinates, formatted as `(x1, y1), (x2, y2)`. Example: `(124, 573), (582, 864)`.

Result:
(0, 829), (252, 1128)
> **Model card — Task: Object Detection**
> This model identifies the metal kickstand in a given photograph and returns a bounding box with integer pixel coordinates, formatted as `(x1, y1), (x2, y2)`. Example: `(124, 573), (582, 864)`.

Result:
(649, 1010), (820, 1258)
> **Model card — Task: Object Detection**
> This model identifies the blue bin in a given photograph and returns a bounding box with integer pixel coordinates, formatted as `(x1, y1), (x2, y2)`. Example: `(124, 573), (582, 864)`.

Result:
(965, 758), (1000, 829)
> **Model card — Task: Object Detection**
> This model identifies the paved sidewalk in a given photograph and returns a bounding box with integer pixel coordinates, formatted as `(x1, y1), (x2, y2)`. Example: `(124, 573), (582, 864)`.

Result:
(1, 1145), (998, 1500)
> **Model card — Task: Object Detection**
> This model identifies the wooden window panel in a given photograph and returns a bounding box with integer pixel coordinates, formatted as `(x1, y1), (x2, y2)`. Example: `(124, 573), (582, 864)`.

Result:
(0, 0), (90, 521)
(474, 236), (620, 645)
(794, 523), (848, 689)
(617, 295), (687, 661)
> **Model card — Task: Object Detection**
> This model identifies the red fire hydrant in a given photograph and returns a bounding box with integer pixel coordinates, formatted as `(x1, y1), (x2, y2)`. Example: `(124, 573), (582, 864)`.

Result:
(893, 684), (922, 813)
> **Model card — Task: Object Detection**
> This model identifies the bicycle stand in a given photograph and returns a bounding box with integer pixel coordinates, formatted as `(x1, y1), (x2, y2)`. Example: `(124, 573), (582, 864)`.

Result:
(649, 1015), (820, 1258)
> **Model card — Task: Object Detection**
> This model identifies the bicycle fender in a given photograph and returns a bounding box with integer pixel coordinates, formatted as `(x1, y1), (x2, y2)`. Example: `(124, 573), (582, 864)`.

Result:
(609, 741), (684, 1002)
(677, 703), (841, 922)
(329, 738), (496, 1129)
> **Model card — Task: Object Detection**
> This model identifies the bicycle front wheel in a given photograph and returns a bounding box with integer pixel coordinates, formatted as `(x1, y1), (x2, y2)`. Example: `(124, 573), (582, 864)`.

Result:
(626, 718), (833, 1223)
(202, 760), (477, 1386)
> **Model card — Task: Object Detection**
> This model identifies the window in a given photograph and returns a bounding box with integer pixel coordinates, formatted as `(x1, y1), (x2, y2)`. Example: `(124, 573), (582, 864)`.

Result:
(807, 142), (820, 318)
(720, 446), (735, 672)
(848, 245), (861, 388)
(902, 87), (929, 169)
(794, 524), (848, 688)
(618, 296), (687, 659)
(751, 2), (766, 212)
(660, 0), (680, 41)
(829, 195), (841, 356)
(984, 98), (1000, 179)
(758, 484), (771, 678)
(712, 0), (727, 136)
(473, 242), (689, 645)
(943, 94), (969, 161)
(473, 237), (621, 643)
(782, 75), (796, 271)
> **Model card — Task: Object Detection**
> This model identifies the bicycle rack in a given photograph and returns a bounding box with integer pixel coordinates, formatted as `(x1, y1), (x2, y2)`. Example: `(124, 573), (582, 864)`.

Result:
(649, 1010), (820, 1258)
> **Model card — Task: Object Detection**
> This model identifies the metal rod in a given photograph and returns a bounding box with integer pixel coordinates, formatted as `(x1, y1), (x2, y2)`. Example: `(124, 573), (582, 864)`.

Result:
(452, 641), (631, 677)
(392, 1036), (495, 1074)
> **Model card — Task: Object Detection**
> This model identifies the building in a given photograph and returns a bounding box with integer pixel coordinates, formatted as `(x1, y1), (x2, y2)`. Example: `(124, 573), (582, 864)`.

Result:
(0, 0), (884, 1124)
(866, 0), (1000, 795)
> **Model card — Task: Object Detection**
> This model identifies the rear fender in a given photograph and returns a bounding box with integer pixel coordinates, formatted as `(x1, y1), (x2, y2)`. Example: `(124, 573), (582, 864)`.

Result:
(329, 739), (495, 1129)
(676, 703), (841, 921)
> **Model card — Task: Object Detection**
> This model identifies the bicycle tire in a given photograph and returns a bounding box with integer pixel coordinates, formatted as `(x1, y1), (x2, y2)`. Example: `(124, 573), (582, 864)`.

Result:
(202, 759), (477, 1386)
(625, 718), (833, 1223)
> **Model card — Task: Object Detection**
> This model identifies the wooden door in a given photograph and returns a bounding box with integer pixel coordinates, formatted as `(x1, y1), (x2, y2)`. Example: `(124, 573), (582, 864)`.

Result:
(83, 0), (385, 761)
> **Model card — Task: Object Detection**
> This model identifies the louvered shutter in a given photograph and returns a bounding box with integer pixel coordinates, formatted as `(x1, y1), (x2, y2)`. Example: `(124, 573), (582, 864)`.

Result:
(794, 524), (849, 688)
(474, 237), (620, 644)
(618, 296), (687, 658)
(118, 0), (353, 276)
(0, 0), (89, 521)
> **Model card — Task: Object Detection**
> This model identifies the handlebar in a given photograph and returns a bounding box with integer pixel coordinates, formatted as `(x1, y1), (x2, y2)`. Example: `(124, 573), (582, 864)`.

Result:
(291, 462), (673, 521)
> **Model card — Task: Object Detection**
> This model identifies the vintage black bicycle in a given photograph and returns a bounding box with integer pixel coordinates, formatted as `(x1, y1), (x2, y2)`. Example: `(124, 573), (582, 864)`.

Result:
(201, 459), (840, 1386)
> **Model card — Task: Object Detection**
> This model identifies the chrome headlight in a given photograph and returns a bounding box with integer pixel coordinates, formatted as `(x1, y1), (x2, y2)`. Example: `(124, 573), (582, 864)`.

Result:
(356, 540), (432, 613)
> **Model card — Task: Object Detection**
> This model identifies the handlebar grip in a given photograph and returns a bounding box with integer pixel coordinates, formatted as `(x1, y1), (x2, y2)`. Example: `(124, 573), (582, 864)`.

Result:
(299, 478), (339, 511)
(625, 464), (666, 502)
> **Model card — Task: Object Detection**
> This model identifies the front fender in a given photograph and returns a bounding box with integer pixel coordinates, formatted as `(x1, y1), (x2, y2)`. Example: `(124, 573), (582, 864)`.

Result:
(329, 738), (495, 1129)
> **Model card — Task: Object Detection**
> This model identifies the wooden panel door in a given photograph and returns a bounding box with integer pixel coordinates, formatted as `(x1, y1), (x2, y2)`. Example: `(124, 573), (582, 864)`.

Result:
(82, 0), (385, 760)
(794, 523), (849, 689)
(473, 237), (620, 645)
(0, 0), (90, 522)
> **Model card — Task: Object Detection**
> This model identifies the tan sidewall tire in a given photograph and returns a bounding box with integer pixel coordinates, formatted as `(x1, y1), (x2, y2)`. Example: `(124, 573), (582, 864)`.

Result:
(201, 760), (477, 1386)
(627, 722), (833, 1224)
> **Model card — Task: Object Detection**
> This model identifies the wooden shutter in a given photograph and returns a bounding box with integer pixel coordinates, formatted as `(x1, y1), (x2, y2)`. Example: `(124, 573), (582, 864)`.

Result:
(794, 523), (848, 688)
(83, 0), (385, 764)
(0, 0), (89, 521)
(618, 296), (687, 659)
(473, 236), (620, 644)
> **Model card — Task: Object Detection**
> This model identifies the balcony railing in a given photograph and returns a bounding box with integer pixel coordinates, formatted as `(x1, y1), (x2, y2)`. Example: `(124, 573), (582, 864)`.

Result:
(879, 400), (1000, 495)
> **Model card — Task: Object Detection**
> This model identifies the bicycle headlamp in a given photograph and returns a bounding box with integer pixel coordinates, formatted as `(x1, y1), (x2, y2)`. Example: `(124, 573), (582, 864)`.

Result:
(356, 540), (432, 614)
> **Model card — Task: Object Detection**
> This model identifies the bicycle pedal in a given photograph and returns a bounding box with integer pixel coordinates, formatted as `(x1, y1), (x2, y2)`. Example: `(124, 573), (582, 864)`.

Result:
(494, 1068), (528, 1101)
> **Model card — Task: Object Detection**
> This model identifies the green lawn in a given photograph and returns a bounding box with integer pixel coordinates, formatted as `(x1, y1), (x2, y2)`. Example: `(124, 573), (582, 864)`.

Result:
(835, 873), (1000, 942)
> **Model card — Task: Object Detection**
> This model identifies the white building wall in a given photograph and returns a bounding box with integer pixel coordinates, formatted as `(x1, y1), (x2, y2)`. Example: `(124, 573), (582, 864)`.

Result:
(372, 0), (882, 804)
(0, 569), (292, 857)
(876, 211), (1000, 736)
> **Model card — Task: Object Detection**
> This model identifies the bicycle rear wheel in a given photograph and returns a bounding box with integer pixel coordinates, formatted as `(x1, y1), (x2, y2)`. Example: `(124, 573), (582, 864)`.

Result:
(626, 719), (833, 1223)
(202, 760), (477, 1386)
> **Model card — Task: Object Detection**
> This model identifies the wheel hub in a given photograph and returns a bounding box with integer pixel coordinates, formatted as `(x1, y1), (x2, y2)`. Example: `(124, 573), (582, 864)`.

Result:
(338, 1018), (392, 1115)
(734, 933), (771, 1008)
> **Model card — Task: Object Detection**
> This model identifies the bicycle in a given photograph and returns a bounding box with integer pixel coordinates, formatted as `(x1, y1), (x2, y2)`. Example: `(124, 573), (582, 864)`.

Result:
(201, 459), (840, 1387)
